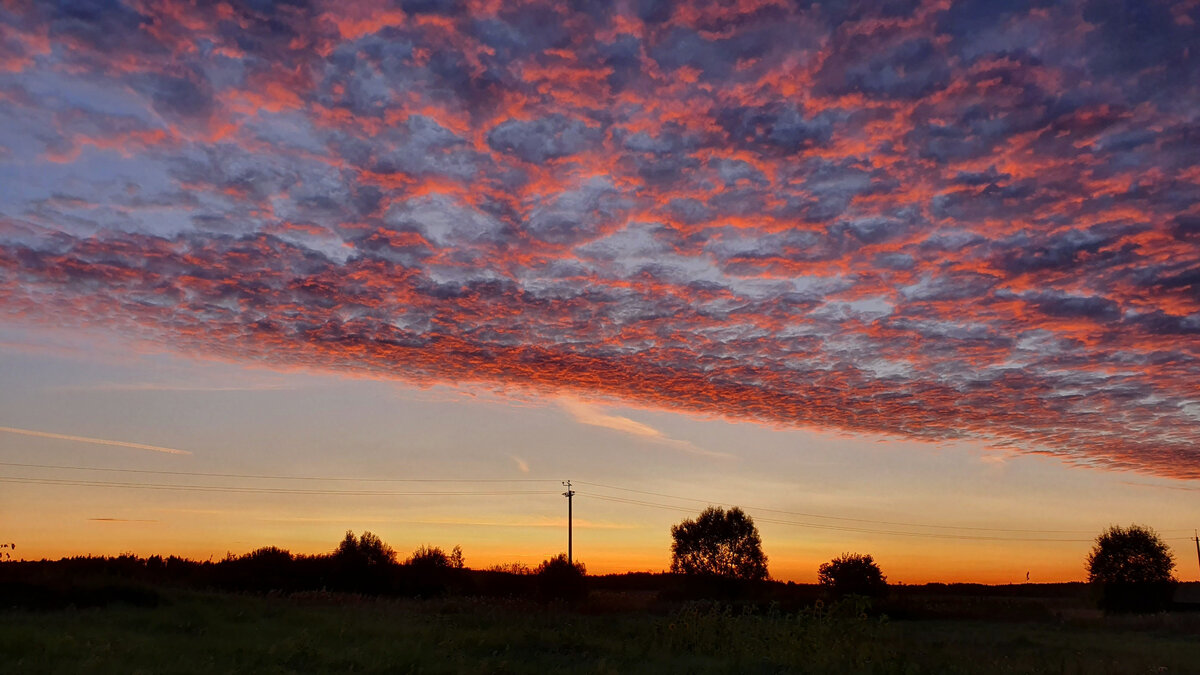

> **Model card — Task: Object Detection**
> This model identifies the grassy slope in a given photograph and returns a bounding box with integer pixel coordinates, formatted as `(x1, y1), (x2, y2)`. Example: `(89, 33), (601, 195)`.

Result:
(2, 590), (1199, 674)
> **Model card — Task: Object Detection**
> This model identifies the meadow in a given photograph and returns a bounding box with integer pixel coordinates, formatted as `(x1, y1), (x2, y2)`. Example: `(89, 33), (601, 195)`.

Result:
(3, 585), (1200, 674)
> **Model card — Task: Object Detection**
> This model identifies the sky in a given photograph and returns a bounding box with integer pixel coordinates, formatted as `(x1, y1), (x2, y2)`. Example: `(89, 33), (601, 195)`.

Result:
(0, 0), (1198, 584)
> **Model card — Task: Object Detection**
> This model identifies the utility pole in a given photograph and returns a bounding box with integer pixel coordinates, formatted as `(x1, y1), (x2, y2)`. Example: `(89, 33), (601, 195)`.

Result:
(562, 480), (575, 564)
(1193, 530), (1199, 578)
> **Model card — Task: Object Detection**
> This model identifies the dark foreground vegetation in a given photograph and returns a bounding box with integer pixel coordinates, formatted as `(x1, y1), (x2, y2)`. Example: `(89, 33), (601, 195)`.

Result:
(3, 546), (1200, 674)
(3, 583), (1200, 674)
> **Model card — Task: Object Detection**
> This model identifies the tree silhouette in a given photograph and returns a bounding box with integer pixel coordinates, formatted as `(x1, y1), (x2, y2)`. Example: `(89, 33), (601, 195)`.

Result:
(336, 531), (396, 567)
(403, 544), (461, 597)
(222, 546), (295, 592)
(406, 544), (451, 569)
(1086, 524), (1176, 613)
(333, 530), (397, 593)
(818, 553), (888, 599)
(670, 506), (768, 581)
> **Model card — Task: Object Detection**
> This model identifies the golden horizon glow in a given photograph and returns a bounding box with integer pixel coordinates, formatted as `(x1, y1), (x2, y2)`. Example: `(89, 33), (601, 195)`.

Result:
(2, 0), (1199, 587)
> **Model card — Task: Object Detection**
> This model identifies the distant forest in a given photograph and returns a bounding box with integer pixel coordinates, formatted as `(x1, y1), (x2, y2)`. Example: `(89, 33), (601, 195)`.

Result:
(6, 529), (1176, 622)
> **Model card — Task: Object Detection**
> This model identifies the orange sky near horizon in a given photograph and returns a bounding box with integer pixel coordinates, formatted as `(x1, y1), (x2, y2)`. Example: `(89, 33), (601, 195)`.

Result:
(3, 0), (1200, 588)
(3, 341), (1198, 586)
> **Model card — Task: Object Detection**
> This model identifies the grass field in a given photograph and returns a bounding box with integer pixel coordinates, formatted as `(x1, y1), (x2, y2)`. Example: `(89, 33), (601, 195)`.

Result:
(3, 589), (1200, 674)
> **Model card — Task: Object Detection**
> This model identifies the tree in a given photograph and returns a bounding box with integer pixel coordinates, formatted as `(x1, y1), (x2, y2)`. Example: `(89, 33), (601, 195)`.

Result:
(670, 506), (768, 581)
(403, 544), (460, 597)
(406, 544), (451, 569)
(1086, 524), (1176, 613)
(335, 530), (397, 567)
(332, 530), (397, 593)
(818, 553), (888, 599)
(221, 546), (295, 592)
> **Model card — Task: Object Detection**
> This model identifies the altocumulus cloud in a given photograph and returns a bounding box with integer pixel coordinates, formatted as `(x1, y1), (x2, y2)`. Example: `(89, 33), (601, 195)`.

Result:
(0, 0), (1198, 478)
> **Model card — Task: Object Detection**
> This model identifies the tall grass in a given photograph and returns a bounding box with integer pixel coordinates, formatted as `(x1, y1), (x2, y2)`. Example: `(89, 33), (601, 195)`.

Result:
(2, 590), (1198, 674)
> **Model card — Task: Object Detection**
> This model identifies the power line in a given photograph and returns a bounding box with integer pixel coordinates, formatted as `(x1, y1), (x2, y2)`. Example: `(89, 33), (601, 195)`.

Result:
(575, 480), (1196, 535)
(582, 493), (1093, 541)
(582, 493), (1195, 543)
(3, 462), (1193, 543)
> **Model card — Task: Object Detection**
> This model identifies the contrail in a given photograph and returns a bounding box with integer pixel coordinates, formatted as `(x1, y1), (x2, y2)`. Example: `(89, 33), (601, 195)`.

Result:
(0, 426), (191, 455)
(558, 398), (732, 459)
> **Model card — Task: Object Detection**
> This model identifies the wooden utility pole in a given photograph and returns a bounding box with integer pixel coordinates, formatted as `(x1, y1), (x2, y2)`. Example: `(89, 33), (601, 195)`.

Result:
(1193, 530), (1199, 578)
(562, 480), (575, 564)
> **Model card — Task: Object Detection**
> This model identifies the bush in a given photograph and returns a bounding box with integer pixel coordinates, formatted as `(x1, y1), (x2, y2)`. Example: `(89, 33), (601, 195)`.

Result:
(474, 566), (536, 598)
(219, 546), (295, 592)
(403, 545), (461, 597)
(535, 554), (587, 602)
(406, 545), (451, 569)
(818, 553), (888, 600)
(486, 562), (531, 575)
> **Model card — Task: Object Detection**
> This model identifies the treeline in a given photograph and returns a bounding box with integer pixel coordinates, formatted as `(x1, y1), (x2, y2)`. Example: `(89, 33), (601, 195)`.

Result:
(5, 520), (1193, 616)
(0, 531), (586, 609)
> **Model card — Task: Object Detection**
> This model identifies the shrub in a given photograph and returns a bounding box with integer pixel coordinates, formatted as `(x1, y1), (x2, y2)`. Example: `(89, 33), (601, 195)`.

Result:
(475, 564), (536, 597)
(535, 554), (587, 602)
(818, 553), (888, 600)
(403, 545), (468, 597)
(486, 562), (531, 575)
(219, 546), (295, 592)
(406, 545), (451, 569)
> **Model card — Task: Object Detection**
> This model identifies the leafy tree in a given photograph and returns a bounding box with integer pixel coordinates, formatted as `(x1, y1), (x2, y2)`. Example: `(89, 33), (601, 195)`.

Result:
(670, 506), (768, 581)
(1086, 524), (1176, 613)
(818, 553), (888, 599)
(406, 545), (451, 569)
(244, 546), (293, 564)
(403, 544), (461, 597)
(336, 530), (396, 567)
(333, 531), (397, 593)
(535, 553), (587, 602)
(358, 531), (397, 566)
(221, 546), (295, 592)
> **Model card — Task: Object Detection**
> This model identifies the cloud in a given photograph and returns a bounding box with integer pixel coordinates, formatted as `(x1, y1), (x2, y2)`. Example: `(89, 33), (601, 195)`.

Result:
(487, 115), (601, 164)
(0, 0), (1199, 480)
(88, 517), (159, 523)
(525, 177), (631, 244)
(511, 455), (530, 473)
(558, 399), (729, 459)
(45, 379), (293, 392)
(0, 426), (191, 455)
(817, 36), (950, 100)
(716, 104), (836, 155)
